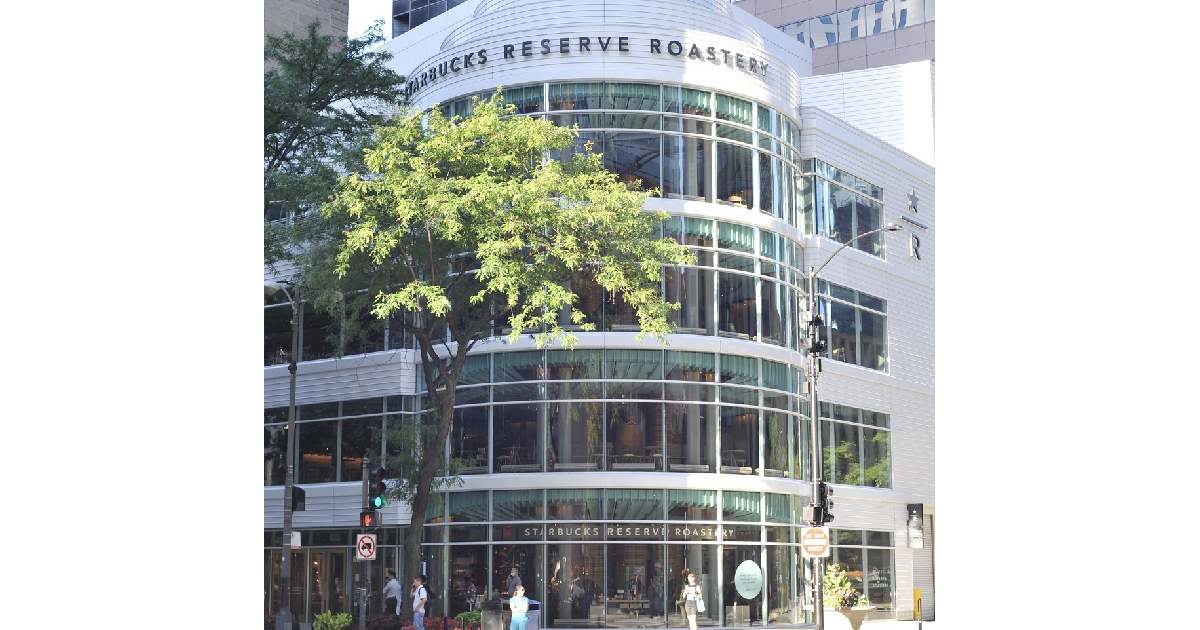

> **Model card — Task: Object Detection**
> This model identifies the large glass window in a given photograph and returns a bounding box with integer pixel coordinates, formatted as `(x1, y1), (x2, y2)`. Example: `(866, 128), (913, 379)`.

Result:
(546, 544), (605, 628)
(264, 303), (291, 365)
(340, 417), (382, 481)
(667, 489), (717, 521)
(720, 406), (759, 474)
(451, 406), (488, 474)
(298, 421), (337, 483)
(449, 545), (488, 617)
(665, 266), (715, 335)
(717, 142), (754, 208)
(547, 489), (602, 520)
(606, 544), (667, 628)
(763, 411), (791, 477)
(819, 402), (891, 488)
(493, 544), (544, 601)
(493, 403), (544, 472)
(766, 545), (795, 624)
(817, 281), (888, 371)
(494, 489), (545, 521)
(549, 402), (604, 470)
(663, 134), (710, 201)
(718, 271), (757, 339)
(665, 402), (715, 472)
(265, 425), (287, 486)
(607, 401), (663, 471)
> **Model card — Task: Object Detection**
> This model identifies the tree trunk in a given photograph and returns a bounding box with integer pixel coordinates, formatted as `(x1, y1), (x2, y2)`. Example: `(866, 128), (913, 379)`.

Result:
(402, 378), (457, 620)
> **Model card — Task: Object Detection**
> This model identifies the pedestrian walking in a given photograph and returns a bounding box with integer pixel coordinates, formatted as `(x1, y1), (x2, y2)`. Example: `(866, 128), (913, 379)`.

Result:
(412, 575), (429, 630)
(383, 569), (403, 617)
(679, 570), (703, 630)
(509, 584), (531, 630)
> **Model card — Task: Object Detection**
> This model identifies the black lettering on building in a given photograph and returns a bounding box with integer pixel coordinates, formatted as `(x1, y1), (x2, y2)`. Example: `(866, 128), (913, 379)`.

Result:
(721, 49), (731, 65)
(748, 57), (757, 73)
(688, 44), (702, 60)
(451, 57), (461, 72)
(667, 40), (682, 56)
(541, 38), (551, 54)
(649, 38), (661, 54)
(477, 48), (488, 64)
(559, 37), (570, 53)
(463, 52), (475, 67)
(579, 36), (590, 52)
(618, 36), (629, 51)
(706, 46), (717, 62)
(599, 36), (612, 51)
(735, 53), (745, 69)
(503, 44), (515, 59)
(757, 61), (766, 75)
(521, 40), (533, 56)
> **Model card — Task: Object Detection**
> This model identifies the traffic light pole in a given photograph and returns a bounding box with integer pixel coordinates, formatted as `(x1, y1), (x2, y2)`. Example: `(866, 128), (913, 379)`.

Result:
(359, 457), (370, 630)
(278, 285), (301, 630)
(805, 267), (825, 630)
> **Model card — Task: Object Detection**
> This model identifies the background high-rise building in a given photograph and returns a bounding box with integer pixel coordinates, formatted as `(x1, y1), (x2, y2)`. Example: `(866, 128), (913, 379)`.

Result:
(735, 0), (934, 75)
(266, 0), (351, 39)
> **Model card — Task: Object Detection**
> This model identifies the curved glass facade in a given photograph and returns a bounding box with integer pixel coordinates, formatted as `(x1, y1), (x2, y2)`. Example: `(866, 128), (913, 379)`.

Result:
(440, 349), (808, 478)
(443, 82), (807, 226)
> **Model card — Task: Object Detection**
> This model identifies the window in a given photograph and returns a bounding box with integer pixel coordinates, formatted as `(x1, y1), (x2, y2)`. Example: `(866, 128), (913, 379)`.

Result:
(298, 421), (337, 483)
(831, 529), (895, 610)
(663, 134), (710, 201)
(716, 142), (754, 207)
(819, 402), (891, 488)
(718, 270), (757, 339)
(548, 401), (604, 470)
(607, 401), (663, 470)
(493, 403), (544, 472)
(665, 403), (715, 472)
(451, 406), (488, 474)
(340, 417), (382, 481)
(720, 407), (759, 474)
(818, 281), (888, 370)
(264, 303), (291, 366)
(606, 488), (665, 520)
(265, 425), (287, 486)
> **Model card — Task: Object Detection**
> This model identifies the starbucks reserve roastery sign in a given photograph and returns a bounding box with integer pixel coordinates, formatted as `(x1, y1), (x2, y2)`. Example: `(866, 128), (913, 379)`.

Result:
(406, 34), (771, 98)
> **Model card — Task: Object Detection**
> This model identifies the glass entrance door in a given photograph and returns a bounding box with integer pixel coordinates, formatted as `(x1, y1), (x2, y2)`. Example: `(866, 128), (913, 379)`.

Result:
(310, 550), (350, 620)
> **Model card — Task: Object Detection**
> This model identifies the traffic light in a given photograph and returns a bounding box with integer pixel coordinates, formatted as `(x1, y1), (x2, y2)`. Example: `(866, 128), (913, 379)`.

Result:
(360, 509), (380, 530)
(806, 315), (826, 355)
(816, 481), (835, 524)
(369, 467), (389, 510)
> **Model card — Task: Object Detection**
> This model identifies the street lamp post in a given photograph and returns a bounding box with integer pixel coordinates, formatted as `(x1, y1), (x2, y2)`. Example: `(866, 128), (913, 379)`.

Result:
(267, 280), (302, 630)
(803, 224), (902, 630)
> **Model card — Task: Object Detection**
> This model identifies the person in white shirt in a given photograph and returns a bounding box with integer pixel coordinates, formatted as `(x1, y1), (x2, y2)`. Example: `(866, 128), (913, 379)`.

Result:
(382, 569), (403, 616)
(680, 570), (703, 630)
(412, 575), (429, 630)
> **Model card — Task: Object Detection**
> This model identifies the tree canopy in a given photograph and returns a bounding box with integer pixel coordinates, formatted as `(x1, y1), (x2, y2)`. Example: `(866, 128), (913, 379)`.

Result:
(264, 20), (404, 247)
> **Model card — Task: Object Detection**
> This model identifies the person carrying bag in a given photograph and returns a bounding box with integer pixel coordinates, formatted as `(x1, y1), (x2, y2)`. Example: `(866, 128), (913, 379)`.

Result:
(680, 570), (704, 630)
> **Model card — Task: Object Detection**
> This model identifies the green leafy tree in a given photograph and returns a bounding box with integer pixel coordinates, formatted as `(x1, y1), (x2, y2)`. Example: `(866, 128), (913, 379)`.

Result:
(305, 90), (694, 594)
(264, 19), (404, 264)
(822, 431), (890, 488)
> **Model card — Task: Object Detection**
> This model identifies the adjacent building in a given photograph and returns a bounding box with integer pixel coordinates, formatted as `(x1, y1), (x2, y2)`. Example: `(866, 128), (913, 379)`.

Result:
(266, 0), (350, 40)
(265, 0), (935, 626)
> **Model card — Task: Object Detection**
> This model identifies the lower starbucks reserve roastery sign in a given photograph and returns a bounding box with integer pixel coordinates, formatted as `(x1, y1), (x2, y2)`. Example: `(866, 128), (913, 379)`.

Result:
(406, 34), (771, 98)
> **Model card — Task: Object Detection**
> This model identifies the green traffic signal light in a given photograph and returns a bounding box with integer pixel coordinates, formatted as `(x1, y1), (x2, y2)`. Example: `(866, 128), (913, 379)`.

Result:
(372, 495), (385, 509)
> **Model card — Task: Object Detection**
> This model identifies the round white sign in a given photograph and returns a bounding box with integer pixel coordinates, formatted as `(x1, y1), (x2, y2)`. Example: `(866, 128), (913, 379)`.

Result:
(733, 560), (763, 600)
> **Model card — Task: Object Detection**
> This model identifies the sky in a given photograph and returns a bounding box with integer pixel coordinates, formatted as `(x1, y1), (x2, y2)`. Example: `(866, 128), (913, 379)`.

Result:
(348, 0), (392, 38)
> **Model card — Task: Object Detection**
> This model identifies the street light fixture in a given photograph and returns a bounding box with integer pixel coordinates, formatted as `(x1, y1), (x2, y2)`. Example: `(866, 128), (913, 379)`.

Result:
(266, 279), (301, 630)
(803, 223), (903, 630)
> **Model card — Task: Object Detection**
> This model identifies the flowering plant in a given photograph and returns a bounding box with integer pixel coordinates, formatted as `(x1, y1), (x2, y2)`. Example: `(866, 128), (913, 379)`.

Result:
(822, 564), (872, 609)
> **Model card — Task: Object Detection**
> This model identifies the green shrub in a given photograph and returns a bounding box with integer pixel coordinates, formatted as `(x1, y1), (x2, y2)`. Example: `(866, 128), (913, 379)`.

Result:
(455, 611), (482, 625)
(314, 610), (355, 630)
